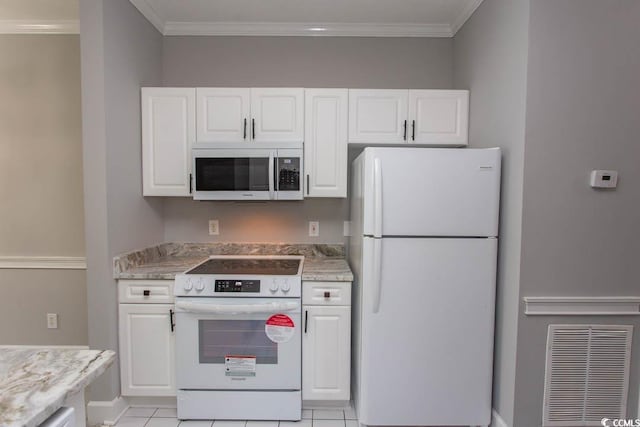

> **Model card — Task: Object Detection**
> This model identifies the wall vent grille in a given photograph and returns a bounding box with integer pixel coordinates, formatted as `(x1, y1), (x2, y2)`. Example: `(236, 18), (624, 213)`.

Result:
(543, 325), (632, 426)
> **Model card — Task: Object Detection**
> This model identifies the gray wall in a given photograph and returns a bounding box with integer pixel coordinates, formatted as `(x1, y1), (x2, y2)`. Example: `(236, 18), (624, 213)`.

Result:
(514, 1), (640, 425)
(161, 36), (453, 244)
(452, 0), (529, 424)
(162, 36), (453, 89)
(80, 0), (164, 401)
(0, 34), (87, 345)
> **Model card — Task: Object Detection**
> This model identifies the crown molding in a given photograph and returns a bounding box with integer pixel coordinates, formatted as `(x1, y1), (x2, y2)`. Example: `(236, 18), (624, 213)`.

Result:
(451, 0), (484, 36)
(129, 0), (165, 34)
(129, 0), (486, 38)
(0, 20), (79, 34)
(163, 21), (453, 37)
(0, 256), (87, 270)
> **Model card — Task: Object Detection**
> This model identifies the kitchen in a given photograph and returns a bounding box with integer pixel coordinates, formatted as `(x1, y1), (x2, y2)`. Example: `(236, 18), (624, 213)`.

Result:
(2, 1), (640, 427)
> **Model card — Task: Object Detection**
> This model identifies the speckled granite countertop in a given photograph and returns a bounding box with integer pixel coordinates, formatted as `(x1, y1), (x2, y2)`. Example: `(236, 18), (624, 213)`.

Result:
(114, 242), (353, 282)
(0, 347), (115, 427)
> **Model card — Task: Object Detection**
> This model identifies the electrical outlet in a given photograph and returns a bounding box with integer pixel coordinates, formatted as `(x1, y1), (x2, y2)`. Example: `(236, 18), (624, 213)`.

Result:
(209, 220), (219, 235)
(309, 221), (319, 237)
(47, 313), (58, 329)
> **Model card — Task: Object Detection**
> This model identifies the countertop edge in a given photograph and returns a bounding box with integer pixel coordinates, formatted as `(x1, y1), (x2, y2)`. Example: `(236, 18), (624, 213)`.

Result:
(19, 350), (116, 427)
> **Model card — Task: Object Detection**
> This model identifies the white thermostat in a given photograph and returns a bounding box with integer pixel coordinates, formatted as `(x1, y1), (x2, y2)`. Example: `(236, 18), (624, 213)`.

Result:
(589, 170), (618, 188)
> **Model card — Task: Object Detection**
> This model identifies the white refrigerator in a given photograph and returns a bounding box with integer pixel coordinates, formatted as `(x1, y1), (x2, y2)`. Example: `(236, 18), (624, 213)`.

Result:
(349, 147), (501, 427)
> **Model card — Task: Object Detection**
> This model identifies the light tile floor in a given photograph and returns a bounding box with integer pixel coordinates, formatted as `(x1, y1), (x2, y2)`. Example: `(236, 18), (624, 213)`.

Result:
(112, 407), (357, 427)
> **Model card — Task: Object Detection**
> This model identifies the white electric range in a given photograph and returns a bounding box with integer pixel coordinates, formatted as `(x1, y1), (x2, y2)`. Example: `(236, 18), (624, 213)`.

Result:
(174, 255), (304, 421)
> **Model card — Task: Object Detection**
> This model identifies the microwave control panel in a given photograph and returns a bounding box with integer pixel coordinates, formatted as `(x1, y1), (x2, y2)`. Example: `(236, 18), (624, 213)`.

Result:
(278, 157), (300, 191)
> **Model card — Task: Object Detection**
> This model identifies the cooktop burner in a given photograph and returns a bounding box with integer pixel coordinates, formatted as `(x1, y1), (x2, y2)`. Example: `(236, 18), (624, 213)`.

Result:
(186, 257), (302, 276)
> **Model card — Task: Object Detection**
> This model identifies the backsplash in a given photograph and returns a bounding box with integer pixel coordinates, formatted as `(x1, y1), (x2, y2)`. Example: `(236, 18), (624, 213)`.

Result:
(162, 198), (349, 244)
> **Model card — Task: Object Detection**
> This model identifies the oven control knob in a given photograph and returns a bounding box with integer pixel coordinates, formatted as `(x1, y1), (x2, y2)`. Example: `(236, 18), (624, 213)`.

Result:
(195, 279), (205, 292)
(183, 280), (193, 292)
(269, 281), (279, 293)
(281, 281), (291, 293)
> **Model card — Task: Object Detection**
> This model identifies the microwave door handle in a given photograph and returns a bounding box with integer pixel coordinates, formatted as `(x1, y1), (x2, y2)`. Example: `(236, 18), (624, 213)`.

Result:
(268, 151), (275, 200)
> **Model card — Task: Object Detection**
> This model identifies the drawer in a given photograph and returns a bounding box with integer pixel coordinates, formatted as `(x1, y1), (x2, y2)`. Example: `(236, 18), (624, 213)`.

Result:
(302, 281), (351, 306)
(118, 280), (174, 303)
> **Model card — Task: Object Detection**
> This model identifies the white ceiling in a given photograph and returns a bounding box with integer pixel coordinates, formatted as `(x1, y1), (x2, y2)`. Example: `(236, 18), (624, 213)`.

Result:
(130, 0), (483, 37)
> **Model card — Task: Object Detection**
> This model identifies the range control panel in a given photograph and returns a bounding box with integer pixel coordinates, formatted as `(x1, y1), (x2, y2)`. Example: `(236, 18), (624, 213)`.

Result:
(215, 279), (260, 293)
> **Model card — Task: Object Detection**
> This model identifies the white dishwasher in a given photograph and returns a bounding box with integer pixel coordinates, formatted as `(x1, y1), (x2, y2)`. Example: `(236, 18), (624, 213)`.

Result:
(39, 407), (75, 427)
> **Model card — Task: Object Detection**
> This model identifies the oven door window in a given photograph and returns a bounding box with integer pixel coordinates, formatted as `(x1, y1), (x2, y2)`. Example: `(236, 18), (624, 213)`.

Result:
(195, 158), (270, 191)
(198, 319), (277, 364)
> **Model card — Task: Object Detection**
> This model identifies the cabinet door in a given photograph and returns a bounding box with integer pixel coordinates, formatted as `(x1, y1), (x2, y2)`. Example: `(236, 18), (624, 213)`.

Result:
(408, 90), (469, 146)
(119, 304), (175, 396)
(302, 305), (351, 401)
(250, 88), (304, 143)
(304, 89), (348, 198)
(196, 88), (250, 143)
(141, 88), (195, 196)
(348, 89), (409, 144)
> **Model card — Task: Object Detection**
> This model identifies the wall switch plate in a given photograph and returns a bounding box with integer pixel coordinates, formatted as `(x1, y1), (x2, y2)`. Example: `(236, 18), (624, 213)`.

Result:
(343, 221), (351, 237)
(47, 313), (58, 329)
(590, 170), (618, 188)
(309, 221), (319, 237)
(208, 220), (219, 235)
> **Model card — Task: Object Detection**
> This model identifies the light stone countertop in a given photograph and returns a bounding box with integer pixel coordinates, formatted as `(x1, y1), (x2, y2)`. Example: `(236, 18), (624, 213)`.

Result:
(114, 243), (354, 282)
(0, 347), (115, 427)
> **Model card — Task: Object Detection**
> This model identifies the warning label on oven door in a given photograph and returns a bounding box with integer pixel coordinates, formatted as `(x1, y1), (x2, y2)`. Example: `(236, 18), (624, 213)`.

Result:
(265, 314), (295, 343)
(225, 355), (256, 376)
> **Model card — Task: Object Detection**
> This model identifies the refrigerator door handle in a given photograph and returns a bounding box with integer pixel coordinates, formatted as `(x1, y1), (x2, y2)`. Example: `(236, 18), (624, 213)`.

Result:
(372, 238), (383, 313)
(373, 158), (383, 238)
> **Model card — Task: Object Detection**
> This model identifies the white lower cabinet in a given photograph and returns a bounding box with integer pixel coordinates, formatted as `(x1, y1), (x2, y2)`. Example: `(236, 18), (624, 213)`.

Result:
(118, 281), (176, 396)
(302, 281), (351, 402)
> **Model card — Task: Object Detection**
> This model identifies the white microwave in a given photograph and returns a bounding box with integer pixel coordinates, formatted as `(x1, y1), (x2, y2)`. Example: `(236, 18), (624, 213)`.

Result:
(192, 146), (303, 201)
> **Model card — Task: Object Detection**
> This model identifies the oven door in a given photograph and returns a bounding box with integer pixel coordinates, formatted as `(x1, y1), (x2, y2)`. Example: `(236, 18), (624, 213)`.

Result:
(192, 148), (275, 200)
(174, 297), (301, 390)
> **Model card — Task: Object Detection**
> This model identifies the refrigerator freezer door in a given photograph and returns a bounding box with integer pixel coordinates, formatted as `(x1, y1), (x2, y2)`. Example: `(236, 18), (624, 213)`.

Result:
(355, 236), (497, 426)
(362, 147), (501, 237)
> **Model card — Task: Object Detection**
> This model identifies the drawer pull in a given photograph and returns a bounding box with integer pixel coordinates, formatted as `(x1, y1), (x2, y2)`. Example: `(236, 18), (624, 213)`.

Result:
(143, 290), (150, 296)
(324, 291), (331, 298)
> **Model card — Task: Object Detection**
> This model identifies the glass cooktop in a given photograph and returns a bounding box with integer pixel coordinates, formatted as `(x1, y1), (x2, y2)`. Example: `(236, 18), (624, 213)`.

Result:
(186, 258), (302, 276)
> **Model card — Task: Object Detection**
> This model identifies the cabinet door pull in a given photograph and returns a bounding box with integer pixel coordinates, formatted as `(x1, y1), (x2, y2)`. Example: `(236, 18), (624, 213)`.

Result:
(244, 118), (247, 139)
(252, 118), (256, 140)
(143, 290), (150, 296)
(324, 291), (331, 298)
(304, 310), (308, 334)
(169, 309), (175, 332)
(189, 173), (193, 194)
(412, 120), (416, 141)
(403, 120), (407, 140)
(306, 175), (310, 195)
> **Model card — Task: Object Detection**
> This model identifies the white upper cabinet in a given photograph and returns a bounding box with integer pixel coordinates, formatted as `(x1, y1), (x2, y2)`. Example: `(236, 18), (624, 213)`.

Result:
(304, 89), (348, 198)
(348, 89), (469, 146)
(250, 88), (304, 143)
(348, 89), (409, 144)
(408, 90), (469, 145)
(141, 88), (195, 196)
(196, 88), (250, 143)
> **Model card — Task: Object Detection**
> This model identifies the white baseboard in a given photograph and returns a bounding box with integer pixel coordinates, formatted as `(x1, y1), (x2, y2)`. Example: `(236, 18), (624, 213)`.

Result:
(87, 396), (128, 426)
(491, 409), (509, 427)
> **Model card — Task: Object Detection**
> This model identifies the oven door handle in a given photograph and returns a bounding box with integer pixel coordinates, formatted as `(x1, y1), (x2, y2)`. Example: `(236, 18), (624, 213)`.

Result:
(175, 300), (300, 314)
